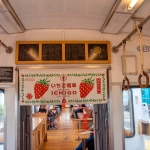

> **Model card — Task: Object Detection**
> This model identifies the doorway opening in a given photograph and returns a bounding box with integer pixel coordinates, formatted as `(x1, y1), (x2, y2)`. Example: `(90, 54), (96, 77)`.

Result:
(17, 65), (111, 150)
(20, 103), (109, 150)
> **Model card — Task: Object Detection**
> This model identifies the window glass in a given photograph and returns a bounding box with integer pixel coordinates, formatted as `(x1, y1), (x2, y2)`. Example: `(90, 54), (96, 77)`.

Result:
(141, 88), (150, 104)
(141, 88), (150, 120)
(32, 106), (35, 114)
(0, 90), (4, 143)
(123, 89), (134, 138)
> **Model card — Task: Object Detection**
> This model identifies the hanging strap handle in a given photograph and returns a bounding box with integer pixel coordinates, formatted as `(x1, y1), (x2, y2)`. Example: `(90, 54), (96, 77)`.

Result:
(122, 77), (130, 90)
(122, 42), (130, 90)
(137, 26), (149, 88)
(137, 27), (144, 74)
(123, 42), (127, 79)
(138, 71), (149, 88)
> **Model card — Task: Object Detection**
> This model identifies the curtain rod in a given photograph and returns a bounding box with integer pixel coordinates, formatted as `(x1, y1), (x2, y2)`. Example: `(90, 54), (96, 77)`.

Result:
(112, 14), (150, 53)
(0, 40), (13, 53)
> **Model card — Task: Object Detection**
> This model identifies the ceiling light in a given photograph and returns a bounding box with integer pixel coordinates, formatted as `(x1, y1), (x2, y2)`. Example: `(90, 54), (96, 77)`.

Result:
(127, 0), (139, 10)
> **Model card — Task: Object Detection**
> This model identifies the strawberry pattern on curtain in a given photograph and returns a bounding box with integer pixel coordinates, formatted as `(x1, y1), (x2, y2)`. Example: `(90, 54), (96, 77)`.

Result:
(19, 68), (107, 105)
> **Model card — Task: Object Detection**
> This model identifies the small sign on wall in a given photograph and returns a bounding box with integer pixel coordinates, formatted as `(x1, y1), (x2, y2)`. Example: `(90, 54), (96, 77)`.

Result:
(0, 67), (13, 82)
(121, 55), (137, 75)
(137, 45), (150, 52)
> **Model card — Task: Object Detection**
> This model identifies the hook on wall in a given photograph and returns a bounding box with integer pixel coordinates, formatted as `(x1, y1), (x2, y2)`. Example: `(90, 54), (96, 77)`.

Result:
(0, 40), (13, 54)
(112, 46), (119, 53)
(5, 46), (13, 54)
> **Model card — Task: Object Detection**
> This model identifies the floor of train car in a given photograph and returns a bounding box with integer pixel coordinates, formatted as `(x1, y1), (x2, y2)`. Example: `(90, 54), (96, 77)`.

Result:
(42, 107), (82, 150)
(42, 107), (150, 150)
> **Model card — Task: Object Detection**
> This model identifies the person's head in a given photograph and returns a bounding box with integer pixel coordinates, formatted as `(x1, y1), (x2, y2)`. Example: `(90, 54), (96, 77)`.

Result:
(40, 105), (45, 109)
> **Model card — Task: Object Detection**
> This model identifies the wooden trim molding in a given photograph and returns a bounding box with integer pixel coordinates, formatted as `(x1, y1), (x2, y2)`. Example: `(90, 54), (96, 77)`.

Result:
(15, 41), (111, 64)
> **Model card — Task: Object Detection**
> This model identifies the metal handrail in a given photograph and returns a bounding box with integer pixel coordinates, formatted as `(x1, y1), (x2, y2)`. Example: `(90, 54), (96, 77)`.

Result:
(112, 15), (150, 53)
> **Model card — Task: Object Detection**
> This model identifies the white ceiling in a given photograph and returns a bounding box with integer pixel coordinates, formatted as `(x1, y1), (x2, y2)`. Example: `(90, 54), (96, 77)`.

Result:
(7, 0), (116, 30)
(0, 26), (5, 34)
(0, 0), (150, 36)
(121, 0), (150, 33)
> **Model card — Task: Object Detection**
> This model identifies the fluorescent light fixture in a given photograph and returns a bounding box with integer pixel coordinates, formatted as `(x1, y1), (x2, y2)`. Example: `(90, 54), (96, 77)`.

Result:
(127, 0), (139, 10)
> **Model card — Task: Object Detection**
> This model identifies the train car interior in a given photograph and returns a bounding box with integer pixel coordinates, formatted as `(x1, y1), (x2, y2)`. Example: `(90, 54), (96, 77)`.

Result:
(0, 0), (150, 150)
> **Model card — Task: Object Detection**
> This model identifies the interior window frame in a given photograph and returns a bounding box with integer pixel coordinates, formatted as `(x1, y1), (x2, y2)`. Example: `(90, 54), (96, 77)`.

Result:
(0, 89), (5, 144)
(122, 88), (135, 138)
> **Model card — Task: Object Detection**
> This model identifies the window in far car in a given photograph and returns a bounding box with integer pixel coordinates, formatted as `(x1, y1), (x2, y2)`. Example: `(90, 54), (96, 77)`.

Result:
(122, 89), (135, 138)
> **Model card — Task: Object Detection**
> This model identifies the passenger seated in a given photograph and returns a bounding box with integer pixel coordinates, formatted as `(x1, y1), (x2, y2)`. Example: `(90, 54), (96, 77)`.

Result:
(74, 124), (94, 150)
(54, 105), (61, 115)
(55, 105), (62, 111)
(70, 104), (86, 119)
(39, 105), (47, 113)
(69, 105), (74, 111)
(47, 109), (58, 129)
